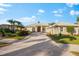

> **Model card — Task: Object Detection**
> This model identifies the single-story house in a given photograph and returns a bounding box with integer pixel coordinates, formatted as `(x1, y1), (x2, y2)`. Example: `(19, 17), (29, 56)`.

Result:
(26, 22), (79, 35)
(0, 24), (25, 31)
(46, 22), (79, 35)
(25, 23), (49, 32)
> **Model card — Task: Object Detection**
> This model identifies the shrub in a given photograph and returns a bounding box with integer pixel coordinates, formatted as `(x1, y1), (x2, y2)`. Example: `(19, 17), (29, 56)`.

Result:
(5, 33), (16, 37)
(0, 28), (5, 36)
(16, 30), (31, 36)
(3, 28), (13, 33)
(48, 34), (77, 44)
(67, 26), (74, 35)
(0, 28), (17, 37)
(59, 40), (68, 44)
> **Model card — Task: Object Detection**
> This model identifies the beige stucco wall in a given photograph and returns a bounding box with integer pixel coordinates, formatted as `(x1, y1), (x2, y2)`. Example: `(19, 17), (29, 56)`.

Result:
(26, 27), (32, 32)
(26, 25), (79, 35)
(74, 27), (79, 35)
(46, 26), (79, 35)
(26, 26), (48, 32)
(46, 26), (73, 35)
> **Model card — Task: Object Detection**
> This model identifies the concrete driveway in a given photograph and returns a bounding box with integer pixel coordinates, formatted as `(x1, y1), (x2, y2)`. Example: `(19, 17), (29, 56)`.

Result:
(0, 32), (73, 56)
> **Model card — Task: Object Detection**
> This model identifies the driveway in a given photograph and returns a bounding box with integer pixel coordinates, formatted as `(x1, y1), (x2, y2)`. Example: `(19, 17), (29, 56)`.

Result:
(0, 32), (73, 56)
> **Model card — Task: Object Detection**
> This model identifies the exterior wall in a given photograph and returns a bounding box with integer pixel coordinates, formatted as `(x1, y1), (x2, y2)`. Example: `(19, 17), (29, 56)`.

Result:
(46, 27), (53, 35)
(26, 27), (32, 32)
(44, 27), (48, 32)
(26, 24), (79, 35)
(51, 26), (61, 34)
(46, 26), (79, 35)
(26, 26), (48, 32)
(0, 25), (26, 31)
(41, 26), (47, 32)
(60, 27), (69, 35)
(74, 27), (79, 35)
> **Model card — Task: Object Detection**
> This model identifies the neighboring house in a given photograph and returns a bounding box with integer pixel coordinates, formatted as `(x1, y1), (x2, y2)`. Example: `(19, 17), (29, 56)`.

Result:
(0, 24), (25, 31)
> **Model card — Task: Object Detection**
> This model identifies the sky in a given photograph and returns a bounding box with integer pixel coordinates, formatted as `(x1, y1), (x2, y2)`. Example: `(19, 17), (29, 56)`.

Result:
(0, 3), (79, 26)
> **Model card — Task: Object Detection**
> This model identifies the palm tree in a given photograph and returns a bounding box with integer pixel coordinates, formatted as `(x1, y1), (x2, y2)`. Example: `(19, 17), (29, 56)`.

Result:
(7, 19), (16, 32)
(8, 19), (24, 31)
(15, 20), (24, 31)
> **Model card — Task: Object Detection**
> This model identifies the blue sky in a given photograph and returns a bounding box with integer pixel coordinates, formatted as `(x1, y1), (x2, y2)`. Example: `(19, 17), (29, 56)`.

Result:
(0, 3), (79, 25)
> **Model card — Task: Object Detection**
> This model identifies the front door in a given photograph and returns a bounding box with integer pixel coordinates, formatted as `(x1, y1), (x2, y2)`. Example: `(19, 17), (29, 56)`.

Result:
(37, 26), (41, 32)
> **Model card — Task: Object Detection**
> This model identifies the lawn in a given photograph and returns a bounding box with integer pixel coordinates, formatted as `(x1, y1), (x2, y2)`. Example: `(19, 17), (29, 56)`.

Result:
(48, 34), (79, 44)
(74, 36), (79, 39)
(59, 38), (79, 44)
(5, 36), (26, 40)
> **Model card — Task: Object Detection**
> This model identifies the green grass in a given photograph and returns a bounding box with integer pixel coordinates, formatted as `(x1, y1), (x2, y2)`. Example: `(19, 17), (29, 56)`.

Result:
(59, 35), (79, 44)
(71, 51), (79, 56)
(12, 36), (25, 40)
(0, 42), (9, 47)
(59, 38), (79, 44)
(6, 36), (25, 40)
(74, 36), (79, 39)
(48, 34), (79, 44)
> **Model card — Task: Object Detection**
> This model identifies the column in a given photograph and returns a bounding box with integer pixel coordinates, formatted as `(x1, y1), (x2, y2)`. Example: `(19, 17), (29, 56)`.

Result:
(35, 27), (37, 32)
(41, 26), (42, 32)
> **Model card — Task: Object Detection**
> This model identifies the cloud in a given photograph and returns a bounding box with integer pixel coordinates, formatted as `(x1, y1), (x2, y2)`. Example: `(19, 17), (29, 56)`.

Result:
(16, 16), (37, 23)
(52, 9), (63, 17)
(52, 9), (63, 13)
(0, 8), (6, 14)
(0, 8), (7, 15)
(0, 8), (7, 11)
(38, 9), (45, 13)
(0, 3), (12, 15)
(54, 14), (62, 17)
(52, 10), (58, 14)
(0, 21), (9, 24)
(66, 3), (79, 7)
(31, 16), (36, 19)
(70, 10), (79, 15)
(37, 9), (45, 15)
(0, 3), (11, 7)
(0, 18), (10, 24)
(70, 10), (75, 15)
(0, 16), (37, 25)
(0, 11), (4, 14)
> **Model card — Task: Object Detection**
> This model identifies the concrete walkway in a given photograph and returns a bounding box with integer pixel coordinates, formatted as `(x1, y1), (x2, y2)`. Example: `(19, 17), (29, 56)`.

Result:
(0, 32), (73, 56)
